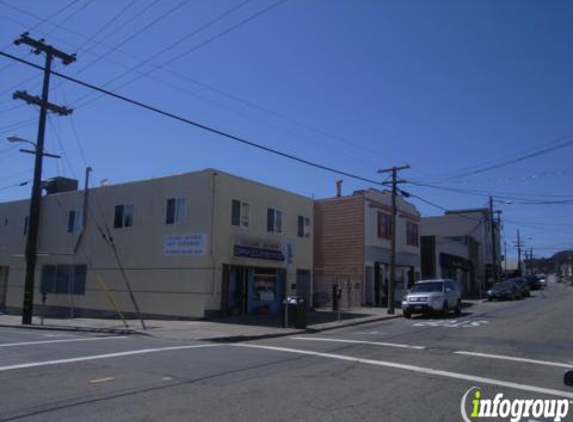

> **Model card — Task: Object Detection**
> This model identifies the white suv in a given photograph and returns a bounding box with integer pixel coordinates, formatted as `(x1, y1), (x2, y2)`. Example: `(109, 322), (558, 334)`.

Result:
(402, 279), (462, 318)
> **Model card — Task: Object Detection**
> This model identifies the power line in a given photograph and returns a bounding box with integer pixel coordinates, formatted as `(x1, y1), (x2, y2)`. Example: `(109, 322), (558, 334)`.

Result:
(1, 0), (387, 169)
(1, 50), (386, 187)
(63, 0), (188, 83)
(0, 0), (80, 72)
(71, 0), (143, 56)
(408, 180), (573, 202)
(0, 180), (30, 192)
(430, 134), (573, 182)
(69, 0), (274, 109)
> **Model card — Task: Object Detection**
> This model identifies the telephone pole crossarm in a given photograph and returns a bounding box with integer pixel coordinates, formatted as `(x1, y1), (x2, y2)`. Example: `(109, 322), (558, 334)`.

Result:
(13, 91), (73, 116)
(14, 32), (76, 65)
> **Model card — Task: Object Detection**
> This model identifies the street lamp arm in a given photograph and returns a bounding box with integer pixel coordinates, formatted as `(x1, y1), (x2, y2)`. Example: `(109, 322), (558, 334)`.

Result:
(7, 135), (37, 149)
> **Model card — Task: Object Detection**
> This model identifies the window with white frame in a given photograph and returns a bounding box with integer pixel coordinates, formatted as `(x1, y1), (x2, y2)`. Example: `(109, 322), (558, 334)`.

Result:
(113, 204), (134, 229)
(231, 199), (250, 228)
(67, 210), (82, 233)
(267, 208), (283, 233)
(165, 197), (185, 225)
(297, 215), (311, 237)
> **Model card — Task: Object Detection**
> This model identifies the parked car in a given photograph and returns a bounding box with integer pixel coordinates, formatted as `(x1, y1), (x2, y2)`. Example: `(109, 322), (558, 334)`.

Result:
(487, 281), (522, 301)
(508, 277), (531, 298)
(402, 279), (462, 318)
(525, 275), (542, 291)
(538, 277), (547, 288)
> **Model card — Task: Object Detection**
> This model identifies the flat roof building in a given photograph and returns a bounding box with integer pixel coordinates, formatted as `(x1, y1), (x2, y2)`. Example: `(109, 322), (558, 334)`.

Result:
(0, 169), (314, 320)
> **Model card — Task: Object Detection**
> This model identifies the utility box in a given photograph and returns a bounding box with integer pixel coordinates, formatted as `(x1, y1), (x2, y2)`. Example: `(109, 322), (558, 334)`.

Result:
(44, 177), (79, 195)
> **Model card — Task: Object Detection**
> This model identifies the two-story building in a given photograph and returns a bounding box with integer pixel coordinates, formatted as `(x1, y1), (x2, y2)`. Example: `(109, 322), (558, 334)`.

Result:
(314, 188), (421, 308)
(0, 169), (314, 319)
(421, 207), (501, 297)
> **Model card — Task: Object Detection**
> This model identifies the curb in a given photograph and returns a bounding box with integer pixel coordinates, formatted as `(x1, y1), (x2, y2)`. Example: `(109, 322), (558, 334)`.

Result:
(0, 313), (403, 342)
(201, 313), (402, 343)
(0, 323), (145, 336)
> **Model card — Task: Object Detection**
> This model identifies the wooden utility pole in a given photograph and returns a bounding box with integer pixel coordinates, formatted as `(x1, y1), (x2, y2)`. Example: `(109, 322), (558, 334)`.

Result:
(13, 33), (75, 324)
(516, 230), (522, 277)
(378, 165), (410, 315)
(488, 196), (499, 286)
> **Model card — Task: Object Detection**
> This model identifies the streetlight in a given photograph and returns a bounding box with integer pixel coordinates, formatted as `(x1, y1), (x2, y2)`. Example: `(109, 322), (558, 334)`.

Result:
(7, 135), (60, 325)
(7, 135), (61, 159)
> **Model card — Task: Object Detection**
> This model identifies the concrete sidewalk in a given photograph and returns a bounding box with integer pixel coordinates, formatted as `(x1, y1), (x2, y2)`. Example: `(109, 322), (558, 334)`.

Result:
(0, 306), (403, 342)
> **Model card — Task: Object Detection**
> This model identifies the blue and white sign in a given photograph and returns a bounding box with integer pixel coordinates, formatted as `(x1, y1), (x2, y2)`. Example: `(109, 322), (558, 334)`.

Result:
(164, 233), (208, 256)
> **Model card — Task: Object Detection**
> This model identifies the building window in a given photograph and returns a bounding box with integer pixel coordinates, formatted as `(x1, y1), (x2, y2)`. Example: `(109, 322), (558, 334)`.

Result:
(267, 208), (283, 233)
(231, 199), (250, 228)
(114, 204), (134, 229)
(407, 221), (419, 246)
(297, 216), (311, 237)
(377, 212), (392, 239)
(67, 210), (82, 233)
(40, 264), (87, 295)
(166, 197), (185, 225)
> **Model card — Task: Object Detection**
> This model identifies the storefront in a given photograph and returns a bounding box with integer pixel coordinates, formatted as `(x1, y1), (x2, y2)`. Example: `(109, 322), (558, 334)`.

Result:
(439, 252), (473, 297)
(221, 235), (289, 316)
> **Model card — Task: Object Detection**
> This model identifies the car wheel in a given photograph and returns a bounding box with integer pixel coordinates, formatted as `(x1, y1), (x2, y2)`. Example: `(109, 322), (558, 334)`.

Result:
(403, 311), (411, 319)
(442, 302), (448, 318)
(455, 300), (462, 315)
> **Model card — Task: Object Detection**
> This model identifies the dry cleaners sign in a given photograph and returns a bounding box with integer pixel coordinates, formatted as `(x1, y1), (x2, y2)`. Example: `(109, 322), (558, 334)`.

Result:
(164, 233), (207, 256)
(233, 236), (285, 261)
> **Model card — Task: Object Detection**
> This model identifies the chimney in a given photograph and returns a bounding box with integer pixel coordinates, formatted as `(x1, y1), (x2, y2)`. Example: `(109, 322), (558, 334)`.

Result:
(336, 180), (342, 197)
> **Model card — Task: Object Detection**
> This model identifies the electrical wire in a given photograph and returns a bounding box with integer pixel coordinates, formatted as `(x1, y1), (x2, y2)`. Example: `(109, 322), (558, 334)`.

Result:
(427, 134), (573, 182)
(0, 180), (30, 192)
(0, 50), (386, 187)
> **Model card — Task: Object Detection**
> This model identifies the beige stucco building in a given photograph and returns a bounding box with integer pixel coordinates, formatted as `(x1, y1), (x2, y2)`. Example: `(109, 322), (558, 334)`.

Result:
(0, 169), (314, 319)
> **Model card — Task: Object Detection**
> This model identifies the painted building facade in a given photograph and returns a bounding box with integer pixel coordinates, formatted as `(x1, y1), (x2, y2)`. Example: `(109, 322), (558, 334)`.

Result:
(314, 188), (421, 308)
(0, 169), (313, 319)
(421, 208), (501, 295)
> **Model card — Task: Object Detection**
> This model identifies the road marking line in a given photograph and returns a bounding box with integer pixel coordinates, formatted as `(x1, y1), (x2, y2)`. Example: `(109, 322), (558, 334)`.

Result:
(89, 377), (115, 384)
(235, 344), (573, 399)
(0, 336), (128, 348)
(290, 337), (425, 350)
(0, 344), (218, 372)
(454, 351), (573, 369)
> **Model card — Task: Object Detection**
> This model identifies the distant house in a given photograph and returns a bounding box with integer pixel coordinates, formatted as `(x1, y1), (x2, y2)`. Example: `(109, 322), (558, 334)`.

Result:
(421, 208), (501, 297)
(314, 188), (421, 308)
(0, 169), (314, 319)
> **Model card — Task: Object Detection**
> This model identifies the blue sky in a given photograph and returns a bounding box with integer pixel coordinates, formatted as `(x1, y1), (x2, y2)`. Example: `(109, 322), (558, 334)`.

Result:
(1, 0), (572, 258)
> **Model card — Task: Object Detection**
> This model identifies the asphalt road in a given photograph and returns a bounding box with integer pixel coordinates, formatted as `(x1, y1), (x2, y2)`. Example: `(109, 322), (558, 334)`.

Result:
(1, 281), (572, 422)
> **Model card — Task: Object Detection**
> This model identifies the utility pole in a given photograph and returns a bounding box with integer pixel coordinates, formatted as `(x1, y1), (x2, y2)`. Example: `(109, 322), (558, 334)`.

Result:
(516, 230), (522, 277)
(378, 164), (410, 315)
(488, 196), (499, 286)
(13, 33), (75, 325)
(529, 248), (534, 276)
(504, 241), (508, 274)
